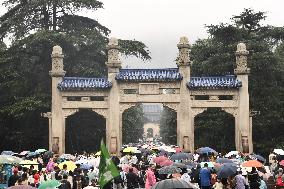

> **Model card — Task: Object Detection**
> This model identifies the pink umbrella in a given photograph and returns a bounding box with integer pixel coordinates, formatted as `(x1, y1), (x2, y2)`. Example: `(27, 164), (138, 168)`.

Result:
(160, 159), (173, 166)
(122, 164), (138, 174)
(153, 156), (170, 165)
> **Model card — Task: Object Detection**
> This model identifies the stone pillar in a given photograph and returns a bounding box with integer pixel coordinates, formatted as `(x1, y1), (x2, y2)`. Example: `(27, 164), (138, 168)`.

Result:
(49, 45), (66, 154)
(176, 37), (192, 152)
(43, 112), (52, 151)
(106, 37), (121, 155)
(234, 43), (252, 153)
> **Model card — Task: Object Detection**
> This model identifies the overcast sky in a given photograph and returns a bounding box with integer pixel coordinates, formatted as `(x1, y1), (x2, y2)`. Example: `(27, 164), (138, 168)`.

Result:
(1, 0), (284, 68)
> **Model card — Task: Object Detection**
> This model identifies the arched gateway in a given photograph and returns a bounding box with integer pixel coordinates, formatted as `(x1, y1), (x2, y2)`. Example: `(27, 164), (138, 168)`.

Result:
(44, 37), (253, 155)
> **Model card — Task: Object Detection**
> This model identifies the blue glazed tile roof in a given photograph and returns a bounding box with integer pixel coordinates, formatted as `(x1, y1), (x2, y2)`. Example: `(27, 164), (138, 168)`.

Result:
(188, 75), (242, 89)
(116, 68), (183, 82)
(58, 77), (112, 91)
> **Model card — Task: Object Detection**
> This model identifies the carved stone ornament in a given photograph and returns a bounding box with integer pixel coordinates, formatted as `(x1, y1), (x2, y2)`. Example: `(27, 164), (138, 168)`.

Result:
(92, 109), (108, 118)
(192, 108), (207, 117)
(120, 103), (137, 114)
(63, 109), (79, 118)
(222, 107), (238, 117)
(42, 112), (52, 119)
(163, 103), (179, 112)
(106, 37), (121, 68)
(176, 36), (191, 67)
(235, 43), (250, 74)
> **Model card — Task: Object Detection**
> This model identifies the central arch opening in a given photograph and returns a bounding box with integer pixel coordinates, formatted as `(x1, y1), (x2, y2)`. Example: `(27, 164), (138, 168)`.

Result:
(121, 103), (177, 145)
(65, 109), (106, 154)
(194, 108), (235, 153)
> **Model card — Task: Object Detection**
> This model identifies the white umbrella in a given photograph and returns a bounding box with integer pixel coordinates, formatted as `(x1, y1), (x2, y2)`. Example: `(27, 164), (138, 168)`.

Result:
(273, 149), (284, 155)
(225, 151), (240, 158)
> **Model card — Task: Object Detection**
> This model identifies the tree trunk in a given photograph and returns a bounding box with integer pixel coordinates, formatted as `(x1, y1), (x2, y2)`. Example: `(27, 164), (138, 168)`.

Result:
(52, 1), (57, 31)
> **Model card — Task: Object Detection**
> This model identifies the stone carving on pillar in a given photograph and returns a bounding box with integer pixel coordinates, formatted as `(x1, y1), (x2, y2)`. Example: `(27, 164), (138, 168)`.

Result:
(49, 45), (66, 77)
(120, 103), (137, 114)
(241, 135), (249, 153)
(234, 43), (250, 75)
(183, 136), (190, 152)
(176, 37), (191, 67)
(106, 37), (121, 73)
(163, 103), (179, 112)
(43, 112), (52, 119)
(63, 109), (79, 118)
(222, 108), (238, 117)
(52, 137), (59, 155)
(192, 108), (207, 117)
(92, 109), (108, 118)
(110, 137), (117, 154)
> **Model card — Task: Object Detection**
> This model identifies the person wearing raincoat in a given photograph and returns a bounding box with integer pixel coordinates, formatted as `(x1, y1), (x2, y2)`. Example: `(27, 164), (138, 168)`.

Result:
(145, 165), (156, 189)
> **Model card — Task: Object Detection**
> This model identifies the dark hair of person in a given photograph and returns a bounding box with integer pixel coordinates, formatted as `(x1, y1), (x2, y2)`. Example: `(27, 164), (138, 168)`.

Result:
(63, 174), (68, 179)
(129, 168), (133, 172)
(63, 164), (67, 169)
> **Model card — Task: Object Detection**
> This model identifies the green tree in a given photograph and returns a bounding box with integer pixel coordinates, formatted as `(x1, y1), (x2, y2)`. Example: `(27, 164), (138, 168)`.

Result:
(191, 8), (284, 154)
(122, 105), (145, 144)
(159, 106), (177, 145)
(0, 0), (150, 151)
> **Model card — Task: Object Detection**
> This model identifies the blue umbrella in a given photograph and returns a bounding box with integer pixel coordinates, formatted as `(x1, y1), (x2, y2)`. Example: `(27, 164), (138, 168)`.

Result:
(1, 151), (15, 155)
(26, 152), (40, 158)
(80, 163), (93, 170)
(217, 163), (238, 178)
(216, 158), (233, 164)
(251, 154), (266, 163)
(170, 153), (193, 161)
(196, 147), (217, 155)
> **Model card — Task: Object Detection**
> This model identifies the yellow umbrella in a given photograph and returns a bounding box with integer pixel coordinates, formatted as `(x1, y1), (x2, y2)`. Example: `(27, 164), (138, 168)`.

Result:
(58, 161), (77, 171)
(20, 160), (39, 170)
(123, 147), (138, 153)
(95, 151), (101, 156)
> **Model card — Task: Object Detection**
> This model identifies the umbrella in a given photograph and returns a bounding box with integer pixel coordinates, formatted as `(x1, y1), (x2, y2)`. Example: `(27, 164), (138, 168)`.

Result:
(171, 153), (193, 161)
(158, 149), (170, 156)
(58, 161), (77, 171)
(19, 151), (30, 156)
(279, 160), (284, 166)
(95, 151), (101, 156)
(216, 158), (233, 164)
(38, 179), (61, 189)
(60, 154), (75, 160)
(251, 154), (266, 163)
(274, 149), (284, 155)
(225, 151), (239, 158)
(43, 151), (54, 159)
(183, 161), (198, 169)
(89, 158), (100, 168)
(0, 155), (22, 164)
(242, 160), (263, 168)
(121, 164), (138, 174)
(196, 147), (217, 155)
(20, 160), (39, 170)
(26, 152), (40, 158)
(173, 162), (187, 169)
(7, 186), (36, 189)
(80, 163), (93, 170)
(160, 160), (173, 166)
(158, 165), (182, 174)
(35, 149), (47, 153)
(123, 147), (138, 153)
(217, 163), (238, 178)
(200, 162), (214, 168)
(1, 151), (14, 155)
(76, 159), (89, 165)
(151, 178), (198, 189)
(175, 147), (182, 153)
(154, 156), (170, 164)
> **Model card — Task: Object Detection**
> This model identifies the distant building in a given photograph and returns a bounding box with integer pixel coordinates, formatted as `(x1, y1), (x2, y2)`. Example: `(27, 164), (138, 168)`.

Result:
(142, 104), (163, 123)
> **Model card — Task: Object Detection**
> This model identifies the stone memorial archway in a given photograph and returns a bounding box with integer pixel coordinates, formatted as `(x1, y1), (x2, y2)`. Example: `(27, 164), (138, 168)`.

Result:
(45, 36), (252, 155)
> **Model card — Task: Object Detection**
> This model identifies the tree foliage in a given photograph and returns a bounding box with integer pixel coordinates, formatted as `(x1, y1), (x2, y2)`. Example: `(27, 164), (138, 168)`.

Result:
(159, 106), (177, 145)
(0, 0), (150, 151)
(191, 8), (284, 154)
(122, 105), (145, 144)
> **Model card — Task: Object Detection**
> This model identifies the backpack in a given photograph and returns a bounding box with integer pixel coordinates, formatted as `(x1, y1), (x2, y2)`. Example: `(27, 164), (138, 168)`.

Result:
(114, 175), (123, 184)
(138, 171), (146, 185)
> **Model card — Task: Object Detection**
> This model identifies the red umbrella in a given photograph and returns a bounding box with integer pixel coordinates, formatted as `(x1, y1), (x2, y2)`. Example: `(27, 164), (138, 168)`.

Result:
(279, 160), (284, 166)
(154, 156), (170, 164)
(175, 147), (182, 153)
(160, 159), (173, 166)
(122, 164), (138, 174)
(242, 160), (263, 168)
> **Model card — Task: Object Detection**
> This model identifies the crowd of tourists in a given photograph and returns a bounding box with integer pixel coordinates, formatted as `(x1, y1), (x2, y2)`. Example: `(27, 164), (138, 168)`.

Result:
(1, 141), (284, 189)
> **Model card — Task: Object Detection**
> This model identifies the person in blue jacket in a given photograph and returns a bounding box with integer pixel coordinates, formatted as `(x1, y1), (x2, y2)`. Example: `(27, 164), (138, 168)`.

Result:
(199, 163), (212, 189)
